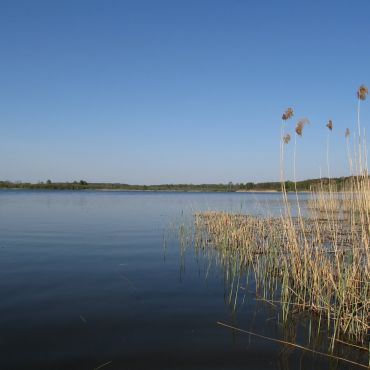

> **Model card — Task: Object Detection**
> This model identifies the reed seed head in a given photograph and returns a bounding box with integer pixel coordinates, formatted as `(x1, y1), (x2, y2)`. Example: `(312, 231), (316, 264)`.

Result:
(295, 118), (309, 136)
(357, 85), (368, 101)
(345, 128), (350, 138)
(326, 120), (333, 131)
(283, 134), (291, 144)
(282, 107), (294, 121)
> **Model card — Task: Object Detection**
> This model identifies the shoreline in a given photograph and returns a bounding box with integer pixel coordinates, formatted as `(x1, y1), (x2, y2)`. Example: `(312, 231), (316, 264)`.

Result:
(0, 187), (314, 193)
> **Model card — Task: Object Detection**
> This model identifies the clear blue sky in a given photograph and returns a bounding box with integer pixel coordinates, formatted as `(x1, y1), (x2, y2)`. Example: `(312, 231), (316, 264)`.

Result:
(1, 0), (369, 184)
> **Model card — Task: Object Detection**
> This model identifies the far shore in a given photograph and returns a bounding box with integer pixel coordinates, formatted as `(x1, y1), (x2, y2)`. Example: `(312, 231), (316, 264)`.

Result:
(0, 176), (351, 193)
(2, 187), (314, 194)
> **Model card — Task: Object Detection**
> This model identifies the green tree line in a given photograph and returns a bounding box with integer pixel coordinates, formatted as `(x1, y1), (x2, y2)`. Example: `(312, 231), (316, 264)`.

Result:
(0, 177), (351, 192)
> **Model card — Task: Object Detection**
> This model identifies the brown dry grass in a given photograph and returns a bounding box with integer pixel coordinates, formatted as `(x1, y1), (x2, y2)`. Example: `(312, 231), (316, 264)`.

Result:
(188, 85), (370, 367)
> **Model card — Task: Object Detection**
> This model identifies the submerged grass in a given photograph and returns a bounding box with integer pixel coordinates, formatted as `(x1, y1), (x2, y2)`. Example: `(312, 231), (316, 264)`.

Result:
(186, 85), (370, 367)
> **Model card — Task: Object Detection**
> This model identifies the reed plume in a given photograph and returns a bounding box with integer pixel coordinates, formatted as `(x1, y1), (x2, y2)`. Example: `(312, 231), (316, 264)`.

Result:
(282, 107), (294, 120)
(326, 120), (333, 131)
(283, 134), (291, 144)
(345, 128), (350, 138)
(357, 85), (368, 101)
(295, 118), (309, 136)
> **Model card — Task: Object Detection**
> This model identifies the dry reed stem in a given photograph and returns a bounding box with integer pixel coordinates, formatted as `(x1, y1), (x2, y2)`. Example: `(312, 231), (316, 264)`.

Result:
(217, 322), (370, 369)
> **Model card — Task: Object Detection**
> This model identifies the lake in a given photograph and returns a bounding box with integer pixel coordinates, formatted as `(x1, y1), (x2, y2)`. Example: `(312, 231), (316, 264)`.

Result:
(0, 190), (360, 370)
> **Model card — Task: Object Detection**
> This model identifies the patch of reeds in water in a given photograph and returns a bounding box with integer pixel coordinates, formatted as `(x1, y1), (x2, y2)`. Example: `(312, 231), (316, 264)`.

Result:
(186, 85), (370, 367)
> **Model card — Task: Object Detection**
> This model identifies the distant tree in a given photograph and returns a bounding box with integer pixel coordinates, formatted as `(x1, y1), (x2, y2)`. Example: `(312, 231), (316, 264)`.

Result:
(79, 180), (88, 186)
(285, 181), (294, 191)
(46, 179), (52, 185)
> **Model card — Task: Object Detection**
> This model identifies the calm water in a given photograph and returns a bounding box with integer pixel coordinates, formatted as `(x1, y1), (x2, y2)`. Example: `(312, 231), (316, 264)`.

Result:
(0, 190), (359, 370)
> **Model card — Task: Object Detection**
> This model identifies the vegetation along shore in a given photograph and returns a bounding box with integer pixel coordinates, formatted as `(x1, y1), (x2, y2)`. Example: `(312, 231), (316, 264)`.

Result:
(182, 85), (370, 368)
(0, 176), (356, 192)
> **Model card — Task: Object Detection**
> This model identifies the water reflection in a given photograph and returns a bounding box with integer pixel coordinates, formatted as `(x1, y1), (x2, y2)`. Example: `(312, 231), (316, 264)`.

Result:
(182, 209), (369, 370)
(0, 190), (367, 370)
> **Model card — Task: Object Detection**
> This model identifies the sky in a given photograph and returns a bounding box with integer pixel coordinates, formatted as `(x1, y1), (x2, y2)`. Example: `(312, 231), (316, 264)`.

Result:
(1, 0), (370, 184)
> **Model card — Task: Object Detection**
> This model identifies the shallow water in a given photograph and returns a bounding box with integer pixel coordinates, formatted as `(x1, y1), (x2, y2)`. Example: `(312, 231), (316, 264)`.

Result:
(0, 190), (363, 370)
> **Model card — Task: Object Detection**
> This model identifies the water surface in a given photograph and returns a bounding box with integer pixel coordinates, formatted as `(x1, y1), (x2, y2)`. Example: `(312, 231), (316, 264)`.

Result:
(0, 190), (358, 369)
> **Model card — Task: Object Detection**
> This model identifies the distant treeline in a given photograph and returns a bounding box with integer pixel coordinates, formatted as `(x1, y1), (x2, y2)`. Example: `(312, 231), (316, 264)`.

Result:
(0, 177), (351, 192)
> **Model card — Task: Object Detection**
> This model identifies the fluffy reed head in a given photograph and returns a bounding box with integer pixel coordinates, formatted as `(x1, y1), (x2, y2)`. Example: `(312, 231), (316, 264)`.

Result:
(295, 118), (309, 136)
(326, 120), (333, 131)
(283, 134), (291, 144)
(345, 128), (350, 138)
(282, 107), (294, 120)
(357, 85), (368, 101)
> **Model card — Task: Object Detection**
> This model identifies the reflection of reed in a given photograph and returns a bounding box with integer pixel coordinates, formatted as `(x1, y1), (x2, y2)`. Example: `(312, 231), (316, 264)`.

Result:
(217, 322), (369, 369)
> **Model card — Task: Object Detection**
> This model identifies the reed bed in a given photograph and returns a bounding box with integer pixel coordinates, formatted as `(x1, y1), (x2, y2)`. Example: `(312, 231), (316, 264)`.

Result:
(187, 85), (370, 367)
(194, 211), (369, 343)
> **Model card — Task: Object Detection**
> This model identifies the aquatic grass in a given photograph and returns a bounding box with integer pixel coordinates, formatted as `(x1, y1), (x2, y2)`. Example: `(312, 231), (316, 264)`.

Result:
(194, 211), (369, 359)
(186, 85), (370, 367)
